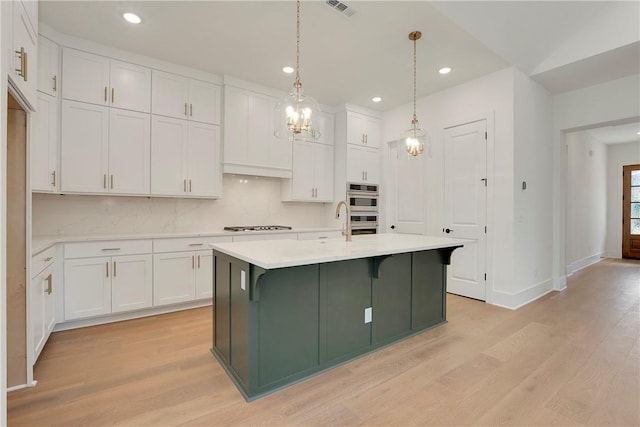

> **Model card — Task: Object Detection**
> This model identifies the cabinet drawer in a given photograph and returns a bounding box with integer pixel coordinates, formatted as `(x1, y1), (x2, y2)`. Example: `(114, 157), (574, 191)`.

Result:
(297, 231), (343, 241)
(32, 246), (56, 279)
(231, 233), (294, 242)
(153, 236), (232, 253)
(64, 240), (152, 259)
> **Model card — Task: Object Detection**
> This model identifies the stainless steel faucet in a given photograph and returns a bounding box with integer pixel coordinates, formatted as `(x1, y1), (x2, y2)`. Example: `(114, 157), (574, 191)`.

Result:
(335, 200), (352, 242)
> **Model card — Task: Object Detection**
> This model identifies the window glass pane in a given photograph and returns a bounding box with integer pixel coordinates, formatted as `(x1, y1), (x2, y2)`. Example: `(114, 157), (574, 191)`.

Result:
(633, 203), (640, 219)
(632, 219), (640, 235)
(633, 187), (640, 203)
(632, 170), (640, 186)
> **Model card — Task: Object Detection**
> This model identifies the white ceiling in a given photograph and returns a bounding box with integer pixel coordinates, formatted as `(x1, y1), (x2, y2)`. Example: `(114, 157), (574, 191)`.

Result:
(588, 122), (640, 145)
(40, 1), (640, 111)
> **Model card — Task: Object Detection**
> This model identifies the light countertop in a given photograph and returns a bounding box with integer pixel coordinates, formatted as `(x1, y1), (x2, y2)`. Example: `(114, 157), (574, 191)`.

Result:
(32, 228), (341, 255)
(210, 233), (467, 269)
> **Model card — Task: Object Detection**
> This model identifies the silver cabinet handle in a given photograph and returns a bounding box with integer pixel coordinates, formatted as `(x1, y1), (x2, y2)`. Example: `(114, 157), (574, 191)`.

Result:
(189, 179), (192, 193)
(51, 170), (56, 187)
(110, 174), (114, 189)
(106, 261), (109, 278)
(192, 255), (195, 269)
(183, 179), (187, 192)
(101, 248), (121, 251)
(189, 243), (204, 247)
(104, 86), (108, 103)
(113, 261), (116, 277)
(53, 75), (57, 92)
(111, 87), (115, 104)
(184, 102), (188, 116)
(365, 171), (368, 181)
(103, 174), (107, 189)
(190, 104), (193, 117)
(197, 255), (201, 268)
(46, 274), (52, 295)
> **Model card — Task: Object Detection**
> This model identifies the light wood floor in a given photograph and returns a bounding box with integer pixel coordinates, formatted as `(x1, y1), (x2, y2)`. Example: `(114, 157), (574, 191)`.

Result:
(8, 258), (640, 426)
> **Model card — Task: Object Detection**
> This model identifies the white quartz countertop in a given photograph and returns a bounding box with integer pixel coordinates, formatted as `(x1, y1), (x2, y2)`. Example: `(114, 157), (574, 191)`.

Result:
(31, 228), (341, 255)
(210, 233), (467, 269)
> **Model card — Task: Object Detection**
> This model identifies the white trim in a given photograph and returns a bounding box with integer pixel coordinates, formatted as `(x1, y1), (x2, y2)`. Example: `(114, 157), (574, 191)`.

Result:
(490, 279), (554, 310)
(1, 1), (8, 422)
(553, 275), (567, 291)
(566, 253), (606, 276)
(223, 163), (292, 179)
(53, 300), (212, 332)
(6, 384), (28, 393)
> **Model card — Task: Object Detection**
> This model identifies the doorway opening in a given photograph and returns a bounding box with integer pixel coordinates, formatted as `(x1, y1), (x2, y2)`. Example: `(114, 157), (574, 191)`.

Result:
(622, 164), (640, 259)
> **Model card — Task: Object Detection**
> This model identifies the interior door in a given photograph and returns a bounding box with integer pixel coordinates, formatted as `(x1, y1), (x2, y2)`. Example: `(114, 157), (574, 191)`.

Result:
(387, 140), (426, 234)
(622, 164), (640, 259)
(444, 120), (487, 301)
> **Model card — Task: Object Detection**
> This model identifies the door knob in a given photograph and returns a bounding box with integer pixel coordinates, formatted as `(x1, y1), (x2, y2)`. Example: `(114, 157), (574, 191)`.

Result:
(444, 228), (454, 234)
(390, 225), (395, 230)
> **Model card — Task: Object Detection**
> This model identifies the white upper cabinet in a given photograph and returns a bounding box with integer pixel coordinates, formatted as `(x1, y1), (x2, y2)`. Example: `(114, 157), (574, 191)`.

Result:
(37, 36), (59, 97)
(32, 93), (59, 192)
(283, 141), (333, 202)
(62, 48), (151, 112)
(187, 122), (221, 197)
(152, 70), (220, 125)
(61, 100), (151, 195)
(346, 111), (380, 148)
(223, 84), (292, 178)
(21, 0), (37, 34)
(10, 0), (38, 109)
(346, 145), (379, 184)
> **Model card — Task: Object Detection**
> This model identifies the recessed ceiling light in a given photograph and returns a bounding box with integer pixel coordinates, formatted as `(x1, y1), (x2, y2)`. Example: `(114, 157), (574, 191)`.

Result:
(282, 66), (294, 74)
(439, 67), (452, 75)
(637, 131), (640, 135)
(123, 13), (142, 24)
(372, 96), (382, 103)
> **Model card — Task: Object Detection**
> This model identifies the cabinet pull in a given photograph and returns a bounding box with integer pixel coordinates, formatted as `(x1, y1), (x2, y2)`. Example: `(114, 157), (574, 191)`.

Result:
(192, 255), (195, 269)
(51, 170), (56, 187)
(111, 88), (115, 104)
(197, 255), (201, 268)
(106, 261), (109, 278)
(46, 274), (52, 295)
(365, 171), (368, 181)
(15, 47), (26, 81)
(183, 179), (187, 192)
(184, 103), (188, 116)
(44, 257), (53, 262)
(311, 188), (314, 197)
(103, 174), (107, 189)
(189, 179), (192, 192)
(188, 243), (204, 247)
(365, 133), (368, 144)
(111, 174), (114, 189)
(113, 261), (117, 277)
(190, 103), (193, 117)
(101, 248), (121, 251)
(104, 86), (108, 102)
(53, 75), (57, 92)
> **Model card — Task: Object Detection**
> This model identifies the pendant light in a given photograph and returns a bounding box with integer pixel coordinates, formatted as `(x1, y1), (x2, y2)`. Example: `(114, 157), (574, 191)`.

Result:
(274, 0), (321, 141)
(399, 31), (429, 157)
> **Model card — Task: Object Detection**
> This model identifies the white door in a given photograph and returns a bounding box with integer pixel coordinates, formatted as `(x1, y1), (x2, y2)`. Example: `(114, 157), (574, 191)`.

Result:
(188, 79), (220, 125)
(153, 252), (196, 306)
(291, 140), (315, 200)
(187, 122), (219, 197)
(60, 100), (109, 193)
(37, 36), (59, 97)
(62, 48), (110, 105)
(109, 60), (151, 113)
(111, 254), (152, 313)
(150, 115), (188, 196)
(151, 70), (189, 119)
(314, 143), (334, 202)
(32, 93), (58, 192)
(386, 140), (426, 235)
(64, 257), (111, 320)
(109, 108), (150, 195)
(195, 250), (213, 299)
(444, 120), (487, 301)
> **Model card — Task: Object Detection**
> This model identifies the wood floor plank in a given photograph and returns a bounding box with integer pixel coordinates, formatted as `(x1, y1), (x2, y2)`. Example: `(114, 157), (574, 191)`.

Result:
(8, 258), (639, 426)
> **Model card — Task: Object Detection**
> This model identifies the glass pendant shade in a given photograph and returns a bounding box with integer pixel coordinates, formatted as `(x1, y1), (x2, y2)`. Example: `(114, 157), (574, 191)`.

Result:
(401, 117), (429, 157)
(274, 81), (321, 141)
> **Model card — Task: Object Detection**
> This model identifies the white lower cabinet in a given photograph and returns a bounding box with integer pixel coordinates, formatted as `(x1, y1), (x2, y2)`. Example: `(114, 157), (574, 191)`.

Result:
(31, 247), (56, 362)
(63, 241), (152, 320)
(153, 249), (212, 306)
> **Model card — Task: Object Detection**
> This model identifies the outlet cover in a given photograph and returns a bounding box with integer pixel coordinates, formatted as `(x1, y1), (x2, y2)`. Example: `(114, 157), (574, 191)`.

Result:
(240, 270), (246, 291)
(364, 307), (372, 323)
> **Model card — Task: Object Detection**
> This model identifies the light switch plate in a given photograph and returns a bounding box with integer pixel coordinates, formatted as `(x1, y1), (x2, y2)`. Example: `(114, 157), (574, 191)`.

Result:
(240, 270), (246, 291)
(364, 307), (372, 323)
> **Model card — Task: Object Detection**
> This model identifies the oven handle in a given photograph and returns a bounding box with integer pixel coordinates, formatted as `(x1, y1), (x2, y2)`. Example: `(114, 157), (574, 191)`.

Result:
(347, 190), (379, 198)
(351, 222), (379, 229)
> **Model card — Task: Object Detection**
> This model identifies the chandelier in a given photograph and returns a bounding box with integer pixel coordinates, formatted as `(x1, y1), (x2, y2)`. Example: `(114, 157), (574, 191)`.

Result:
(399, 31), (429, 156)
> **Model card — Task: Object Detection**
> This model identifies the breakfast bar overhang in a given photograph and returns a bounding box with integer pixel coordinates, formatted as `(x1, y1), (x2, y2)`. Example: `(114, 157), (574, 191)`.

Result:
(210, 234), (464, 400)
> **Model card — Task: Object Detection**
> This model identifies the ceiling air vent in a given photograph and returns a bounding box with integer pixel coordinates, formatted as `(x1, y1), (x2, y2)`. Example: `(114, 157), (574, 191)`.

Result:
(325, 0), (356, 17)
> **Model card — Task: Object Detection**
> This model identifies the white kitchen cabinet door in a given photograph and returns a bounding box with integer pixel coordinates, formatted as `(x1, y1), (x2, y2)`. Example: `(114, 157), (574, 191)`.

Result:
(30, 269), (45, 360)
(109, 60), (151, 113)
(195, 250), (213, 299)
(362, 146), (380, 184)
(223, 87), (250, 166)
(151, 70), (189, 120)
(62, 48), (110, 106)
(21, 0), (37, 34)
(64, 257), (111, 320)
(37, 36), (59, 97)
(61, 100), (109, 193)
(153, 252), (196, 306)
(111, 254), (153, 313)
(42, 267), (56, 343)
(346, 144), (363, 183)
(32, 93), (58, 192)
(11, 0), (38, 109)
(187, 122), (220, 197)
(188, 79), (221, 125)
(290, 141), (315, 200)
(364, 115), (381, 148)
(346, 111), (367, 146)
(314, 143), (334, 201)
(150, 115), (188, 196)
(314, 111), (334, 146)
(109, 108), (151, 195)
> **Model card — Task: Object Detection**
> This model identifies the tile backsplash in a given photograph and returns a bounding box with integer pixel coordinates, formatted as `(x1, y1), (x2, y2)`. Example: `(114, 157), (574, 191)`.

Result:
(33, 175), (336, 237)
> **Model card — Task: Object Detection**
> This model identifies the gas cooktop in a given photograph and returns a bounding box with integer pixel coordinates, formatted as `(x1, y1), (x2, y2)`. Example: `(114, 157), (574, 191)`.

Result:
(224, 225), (293, 232)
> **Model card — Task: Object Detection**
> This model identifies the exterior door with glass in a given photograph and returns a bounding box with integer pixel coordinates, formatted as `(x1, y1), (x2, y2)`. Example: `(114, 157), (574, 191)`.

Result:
(622, 164), (640, 259)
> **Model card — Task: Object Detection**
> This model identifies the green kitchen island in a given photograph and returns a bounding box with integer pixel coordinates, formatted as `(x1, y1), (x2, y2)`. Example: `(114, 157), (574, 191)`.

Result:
(211, 233), (464, 400)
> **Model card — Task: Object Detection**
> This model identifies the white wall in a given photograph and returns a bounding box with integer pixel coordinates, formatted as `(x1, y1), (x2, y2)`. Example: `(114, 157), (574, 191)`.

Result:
(566, 131), (607, 272)
(33, 175), (334, 237)
(512, 69), (554, 303)
(552, 74), (640, 289)
(606, 141), (640, 257)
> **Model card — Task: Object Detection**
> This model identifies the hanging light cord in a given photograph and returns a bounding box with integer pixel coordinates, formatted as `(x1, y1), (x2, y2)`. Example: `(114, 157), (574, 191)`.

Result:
(412, 34), (417, 125)
(295, 0), (301, 87)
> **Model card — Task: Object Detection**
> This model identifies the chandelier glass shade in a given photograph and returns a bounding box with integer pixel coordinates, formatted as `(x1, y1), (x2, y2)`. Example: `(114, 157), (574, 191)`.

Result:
(274, 0), (321, 141)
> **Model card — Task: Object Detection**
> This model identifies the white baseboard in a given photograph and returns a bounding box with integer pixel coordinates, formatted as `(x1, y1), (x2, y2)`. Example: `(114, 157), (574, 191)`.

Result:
(53, 299), (212, 332)
(553, 275), (567, 291)
(490, 279), (553, 310)
(7, 384), (28, 393)
(567, 253), (606, 276)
